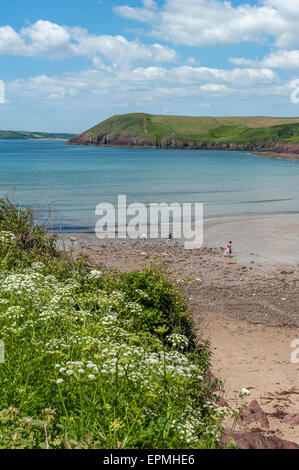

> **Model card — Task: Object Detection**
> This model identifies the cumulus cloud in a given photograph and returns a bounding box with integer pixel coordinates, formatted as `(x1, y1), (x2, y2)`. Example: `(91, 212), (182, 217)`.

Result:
(199, 84), (232, 93)
(230, 49), (299, 70)
(7, 63), (280, 106)
(0, 80), (5, 103)
(0, 25), (27, 54)
(21, 21), (72, 56)
(115, 0), (299, 48)
(0, 19), (177, 64)
(1, 6), (292, 114)
(114, 0), (157, 23)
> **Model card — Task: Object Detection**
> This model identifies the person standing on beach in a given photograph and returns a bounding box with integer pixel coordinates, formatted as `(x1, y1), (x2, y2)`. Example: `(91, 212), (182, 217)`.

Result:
(167, 232), (173, 246)
(224, 241), (232, 257)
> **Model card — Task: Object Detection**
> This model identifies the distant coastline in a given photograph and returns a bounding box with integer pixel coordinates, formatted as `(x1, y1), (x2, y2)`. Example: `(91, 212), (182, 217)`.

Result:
(0, 130), (75, 140)
(67, 139), (299, 160)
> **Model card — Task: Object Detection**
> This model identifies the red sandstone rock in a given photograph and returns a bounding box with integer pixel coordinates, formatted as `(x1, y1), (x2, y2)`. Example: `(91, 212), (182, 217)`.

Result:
(222, 429), (299, 449)
(68, 132), (299, 157)
(283, 413), (299, 425)
(240, 400), (270, 428)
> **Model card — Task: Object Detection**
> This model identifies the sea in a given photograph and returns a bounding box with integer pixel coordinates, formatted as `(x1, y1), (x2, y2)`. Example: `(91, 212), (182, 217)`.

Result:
(0, 139), (298, 233)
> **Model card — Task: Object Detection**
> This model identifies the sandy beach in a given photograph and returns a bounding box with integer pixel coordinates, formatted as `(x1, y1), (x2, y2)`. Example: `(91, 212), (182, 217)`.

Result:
(57, 212), (299, 443)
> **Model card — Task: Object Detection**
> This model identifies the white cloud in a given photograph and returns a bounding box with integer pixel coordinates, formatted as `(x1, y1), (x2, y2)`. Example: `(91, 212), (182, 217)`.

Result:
(114, 0), (157, 23)
(199, 84), (232, 93)
(229, 57), (257, 67)
(0, 19), (177, 64)
(1, 10), (288, 113)
(115, 0), (299, 49)
(21, 21), (72, 56)
(186, 57), (199, 66)
(142, 0), (157, 9)
(230, 49), (299, 70)
(71, 32), (177, 65)
(6, 63), (280, 107)
(168, 66), (279, 87)
(0, 25), (26, 54)
(0, 80), (5, 103)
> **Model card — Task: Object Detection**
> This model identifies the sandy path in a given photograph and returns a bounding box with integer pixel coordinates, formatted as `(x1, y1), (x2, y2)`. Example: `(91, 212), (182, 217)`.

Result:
(193, 307), (299, 442)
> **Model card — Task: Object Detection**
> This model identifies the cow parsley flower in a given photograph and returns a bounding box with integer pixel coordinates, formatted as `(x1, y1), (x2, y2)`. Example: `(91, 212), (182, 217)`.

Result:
(239, 388), (251, 396)
(166, 333), (189, 350)
(88, 270), (102, 279)
(0, 231), (16, 244)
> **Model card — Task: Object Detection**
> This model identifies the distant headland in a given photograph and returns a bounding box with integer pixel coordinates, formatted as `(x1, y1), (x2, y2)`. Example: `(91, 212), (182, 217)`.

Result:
(68, 113), (299, 159)
(0, 130), (75, 140)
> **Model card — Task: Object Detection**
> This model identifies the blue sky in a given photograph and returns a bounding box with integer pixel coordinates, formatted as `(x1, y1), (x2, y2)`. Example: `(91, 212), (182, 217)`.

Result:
(1, 0), (299, 132)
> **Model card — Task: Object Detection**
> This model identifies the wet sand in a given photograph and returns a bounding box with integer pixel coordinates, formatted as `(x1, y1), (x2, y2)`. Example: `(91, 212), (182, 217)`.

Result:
(204, 213), (299, 269)
(57, 212), (299, 443)
(256, 152), (299, 161)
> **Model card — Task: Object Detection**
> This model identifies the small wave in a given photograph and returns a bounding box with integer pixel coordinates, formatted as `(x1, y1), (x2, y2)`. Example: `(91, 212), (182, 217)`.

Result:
(238, 198), (292, 204)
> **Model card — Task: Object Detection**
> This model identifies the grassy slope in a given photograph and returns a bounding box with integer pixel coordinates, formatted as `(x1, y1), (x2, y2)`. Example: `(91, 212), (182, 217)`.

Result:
(0, 199), (232, 449)
(82, 113), (299, 145)
(0, 130), (75, 140)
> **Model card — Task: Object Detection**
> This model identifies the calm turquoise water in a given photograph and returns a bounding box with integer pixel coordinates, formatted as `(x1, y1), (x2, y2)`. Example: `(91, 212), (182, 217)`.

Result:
(0, 140), (298, 231)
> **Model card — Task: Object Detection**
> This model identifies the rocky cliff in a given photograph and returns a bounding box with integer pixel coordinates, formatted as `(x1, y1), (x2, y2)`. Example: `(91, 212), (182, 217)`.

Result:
(69, 132), (299, 154)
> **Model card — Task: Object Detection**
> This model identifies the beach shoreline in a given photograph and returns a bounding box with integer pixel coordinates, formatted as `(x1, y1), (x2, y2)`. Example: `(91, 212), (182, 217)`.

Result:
(255, 152), (299, 161)
(56, 212), (299, 270)
(56, 211), (299, 443)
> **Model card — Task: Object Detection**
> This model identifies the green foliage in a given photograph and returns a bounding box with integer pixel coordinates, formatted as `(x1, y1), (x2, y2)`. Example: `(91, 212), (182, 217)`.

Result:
(0, 202), (231, 449)
(119, 267), (195, 341)
(0, 198), (58, 269)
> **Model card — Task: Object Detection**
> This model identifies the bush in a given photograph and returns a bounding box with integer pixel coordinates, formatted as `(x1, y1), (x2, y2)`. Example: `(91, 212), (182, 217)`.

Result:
(0, 198), (58, 266)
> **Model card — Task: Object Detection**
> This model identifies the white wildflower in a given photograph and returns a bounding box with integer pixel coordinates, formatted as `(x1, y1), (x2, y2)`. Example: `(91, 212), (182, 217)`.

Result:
(87, 270), (102, 280)
(0, 231), (16, 244)
(239, 388), (251, 396)
(166, 333), (189, 350)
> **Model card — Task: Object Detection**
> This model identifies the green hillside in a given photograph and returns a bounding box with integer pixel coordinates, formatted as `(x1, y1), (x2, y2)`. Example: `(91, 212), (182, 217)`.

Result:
(0, 130), (75, 140)
(71, 113), (299, 147)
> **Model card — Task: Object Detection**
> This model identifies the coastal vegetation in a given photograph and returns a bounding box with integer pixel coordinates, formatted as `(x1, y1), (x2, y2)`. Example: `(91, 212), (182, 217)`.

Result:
(69, 113), (299, 152)
(0, 199), (234, 449)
